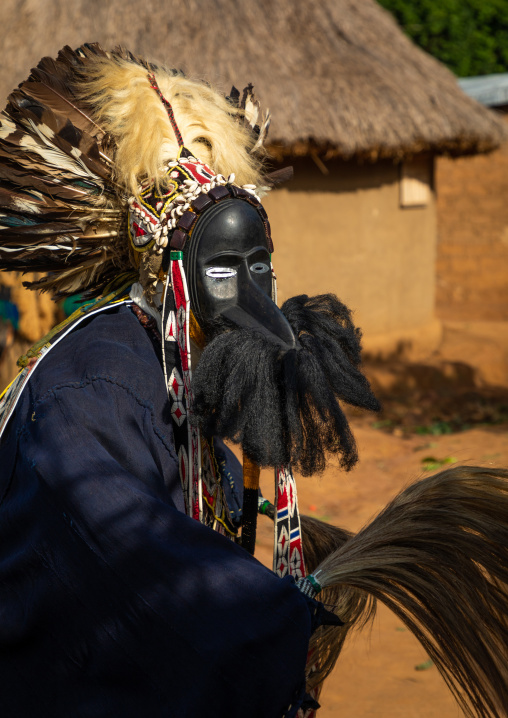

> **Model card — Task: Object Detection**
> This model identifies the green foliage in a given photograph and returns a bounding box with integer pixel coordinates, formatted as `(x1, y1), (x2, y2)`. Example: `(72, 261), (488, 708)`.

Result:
(371, 419), (394, 430)
(415, 658), (434, 671)
(421, 456), (457, 472)
(414, 420), (454, 436)
(377, 0), (508, 76)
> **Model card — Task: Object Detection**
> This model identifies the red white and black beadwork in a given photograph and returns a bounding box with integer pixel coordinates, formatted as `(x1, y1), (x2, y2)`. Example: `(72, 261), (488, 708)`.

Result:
(274, 465), (306, 580)
(144, 76), (306, 578)
(128, 147), (265, 258)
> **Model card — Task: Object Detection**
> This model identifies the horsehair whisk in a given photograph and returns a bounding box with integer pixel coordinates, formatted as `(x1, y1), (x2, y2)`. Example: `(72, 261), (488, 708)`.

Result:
(298, 465), (508, 718)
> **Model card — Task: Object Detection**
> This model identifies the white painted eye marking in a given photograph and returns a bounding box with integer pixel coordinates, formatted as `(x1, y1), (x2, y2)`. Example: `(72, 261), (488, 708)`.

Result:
(205, 267), (237, 279)
(250, 262), (270, 274)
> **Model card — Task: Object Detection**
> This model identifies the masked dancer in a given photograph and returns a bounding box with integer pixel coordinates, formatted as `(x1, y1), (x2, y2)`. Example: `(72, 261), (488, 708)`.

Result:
(2, 45), (508, 718)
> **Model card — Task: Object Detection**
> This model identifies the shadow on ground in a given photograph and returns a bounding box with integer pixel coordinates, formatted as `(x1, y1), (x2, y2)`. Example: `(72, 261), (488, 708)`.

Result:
(351, 357), (508, 436)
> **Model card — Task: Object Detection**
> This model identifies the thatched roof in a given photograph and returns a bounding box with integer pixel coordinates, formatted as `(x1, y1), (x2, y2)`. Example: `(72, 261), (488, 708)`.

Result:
(1, 0), (506, 160)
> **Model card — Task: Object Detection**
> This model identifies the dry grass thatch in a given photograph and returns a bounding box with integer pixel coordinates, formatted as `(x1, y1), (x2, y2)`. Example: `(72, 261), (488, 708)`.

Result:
(0, 0), (506, 160)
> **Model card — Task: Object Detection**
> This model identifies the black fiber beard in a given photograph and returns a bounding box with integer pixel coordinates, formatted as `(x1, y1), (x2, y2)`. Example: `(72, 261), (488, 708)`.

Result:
(191, 294), (381, 476)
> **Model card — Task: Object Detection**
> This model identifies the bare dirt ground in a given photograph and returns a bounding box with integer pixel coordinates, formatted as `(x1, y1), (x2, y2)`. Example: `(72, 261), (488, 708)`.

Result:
(255, 422), (508, 717)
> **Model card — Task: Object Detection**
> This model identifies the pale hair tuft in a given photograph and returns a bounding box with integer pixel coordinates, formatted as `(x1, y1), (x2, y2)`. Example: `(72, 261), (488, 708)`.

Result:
(79, 56), (265, 196)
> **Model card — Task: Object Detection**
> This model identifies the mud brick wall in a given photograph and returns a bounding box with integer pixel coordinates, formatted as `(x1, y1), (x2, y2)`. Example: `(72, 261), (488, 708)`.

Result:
(436, 117), (508, 321)
(264, 156), (437, 339)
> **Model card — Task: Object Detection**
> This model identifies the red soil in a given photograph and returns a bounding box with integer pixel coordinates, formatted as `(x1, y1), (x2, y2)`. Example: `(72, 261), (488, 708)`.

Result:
(255, 422), (508, 716)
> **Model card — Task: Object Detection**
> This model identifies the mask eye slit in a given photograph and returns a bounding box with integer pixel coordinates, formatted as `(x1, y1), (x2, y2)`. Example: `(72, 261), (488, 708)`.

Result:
(205, 267), (237, 279)
(250, 262), (269, 274)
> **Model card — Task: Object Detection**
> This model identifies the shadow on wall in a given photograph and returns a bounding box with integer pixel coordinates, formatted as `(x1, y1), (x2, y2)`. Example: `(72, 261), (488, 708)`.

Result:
(269, 155), (399, 194)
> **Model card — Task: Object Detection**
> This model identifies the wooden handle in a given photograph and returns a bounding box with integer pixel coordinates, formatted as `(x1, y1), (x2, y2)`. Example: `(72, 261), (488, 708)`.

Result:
(241, 456), (261, 554)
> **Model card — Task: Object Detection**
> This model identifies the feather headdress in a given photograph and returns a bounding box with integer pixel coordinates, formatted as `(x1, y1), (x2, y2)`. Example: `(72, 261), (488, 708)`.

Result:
(0, 43), (270, 299)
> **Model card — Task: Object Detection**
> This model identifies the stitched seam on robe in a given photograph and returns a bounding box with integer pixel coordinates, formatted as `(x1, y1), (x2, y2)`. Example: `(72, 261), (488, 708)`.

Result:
(32, 375), (178, 463)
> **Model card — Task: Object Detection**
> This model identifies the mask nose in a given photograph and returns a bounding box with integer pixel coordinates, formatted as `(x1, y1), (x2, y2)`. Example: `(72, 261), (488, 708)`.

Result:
(221, 263), (296, 350)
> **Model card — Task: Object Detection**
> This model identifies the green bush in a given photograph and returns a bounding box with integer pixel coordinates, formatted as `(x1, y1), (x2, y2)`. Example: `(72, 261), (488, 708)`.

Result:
(377, 0), (508, 77)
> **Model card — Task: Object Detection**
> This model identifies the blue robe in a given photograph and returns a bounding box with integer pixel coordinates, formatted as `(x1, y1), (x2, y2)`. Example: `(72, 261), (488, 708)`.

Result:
(0, 304), (314, 717)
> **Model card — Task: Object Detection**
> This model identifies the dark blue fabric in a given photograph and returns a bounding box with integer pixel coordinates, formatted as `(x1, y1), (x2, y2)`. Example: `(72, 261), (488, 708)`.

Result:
(213, 437), (244, 526)
(0, 305), (312, 717)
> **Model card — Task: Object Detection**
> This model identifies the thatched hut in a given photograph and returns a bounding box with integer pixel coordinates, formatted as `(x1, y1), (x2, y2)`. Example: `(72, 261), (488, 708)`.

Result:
(0, 0), (506, 358)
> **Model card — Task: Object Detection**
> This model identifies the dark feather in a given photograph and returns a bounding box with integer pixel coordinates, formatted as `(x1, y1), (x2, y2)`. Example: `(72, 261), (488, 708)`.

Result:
(111, 45), (159, 74)
(265, 166), (294, 186)
(26, 54), (107, 143)
(6, 92), (111, 182)
(0, 43), (175, 297)
(0, 160), (90, 202)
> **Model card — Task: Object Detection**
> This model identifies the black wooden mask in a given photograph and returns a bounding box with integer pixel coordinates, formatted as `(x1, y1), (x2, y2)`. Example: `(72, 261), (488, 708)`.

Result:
(185, 199), (295, 349)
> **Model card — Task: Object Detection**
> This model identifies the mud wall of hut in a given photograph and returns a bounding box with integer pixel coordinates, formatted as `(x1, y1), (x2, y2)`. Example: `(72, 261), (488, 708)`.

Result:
(263, 156), (439, 355)
(436, 119), (508, 322)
